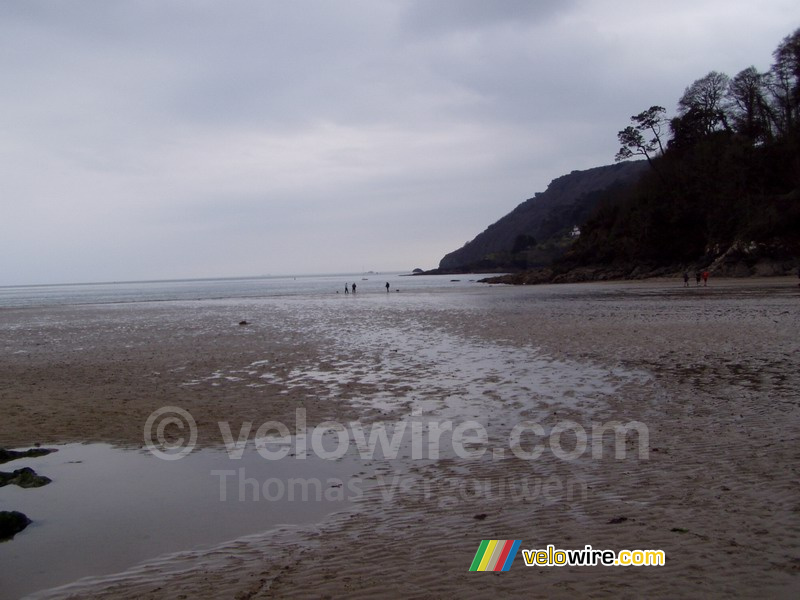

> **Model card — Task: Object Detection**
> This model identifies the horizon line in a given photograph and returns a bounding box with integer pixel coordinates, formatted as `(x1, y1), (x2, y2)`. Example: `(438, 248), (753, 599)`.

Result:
(0, 270), (421, 290)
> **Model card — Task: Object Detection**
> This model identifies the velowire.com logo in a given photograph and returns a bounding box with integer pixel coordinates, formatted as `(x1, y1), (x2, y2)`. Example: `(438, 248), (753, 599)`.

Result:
(469, 540), (521, 572)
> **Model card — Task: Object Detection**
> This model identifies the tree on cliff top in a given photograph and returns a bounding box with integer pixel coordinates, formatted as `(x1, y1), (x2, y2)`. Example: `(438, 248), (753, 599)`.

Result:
(614, 106), (668, 170)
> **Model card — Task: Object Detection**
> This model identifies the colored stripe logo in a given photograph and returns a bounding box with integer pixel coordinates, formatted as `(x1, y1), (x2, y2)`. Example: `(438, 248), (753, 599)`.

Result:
(469, 540), (521, 571)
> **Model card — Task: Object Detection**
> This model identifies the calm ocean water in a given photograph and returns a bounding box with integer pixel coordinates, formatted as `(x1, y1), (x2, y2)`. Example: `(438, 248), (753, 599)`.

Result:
(0, 273), (492, 308)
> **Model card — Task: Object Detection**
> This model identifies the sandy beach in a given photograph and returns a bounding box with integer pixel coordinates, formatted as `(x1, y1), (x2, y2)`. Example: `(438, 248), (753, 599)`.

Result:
(1, 278), (798, 598)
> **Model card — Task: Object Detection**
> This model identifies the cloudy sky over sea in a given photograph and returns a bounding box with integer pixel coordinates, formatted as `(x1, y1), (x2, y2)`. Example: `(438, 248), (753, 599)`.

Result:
(1, 1), (797, 284)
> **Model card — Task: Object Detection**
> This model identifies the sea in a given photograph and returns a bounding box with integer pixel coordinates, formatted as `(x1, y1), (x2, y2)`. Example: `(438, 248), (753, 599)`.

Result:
(0, 272), (490, 309)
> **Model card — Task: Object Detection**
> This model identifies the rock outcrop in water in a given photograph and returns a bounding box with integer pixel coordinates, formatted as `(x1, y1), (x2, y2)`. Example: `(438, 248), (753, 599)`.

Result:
(0, 448), (58, 541)
(0, 447), (57, 465)
(0, 511), (32, 541)
(0, 467), (52, 488)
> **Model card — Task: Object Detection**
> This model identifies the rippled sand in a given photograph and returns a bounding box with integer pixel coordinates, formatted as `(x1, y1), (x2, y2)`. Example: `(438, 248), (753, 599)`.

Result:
(1, 278), (798, 598)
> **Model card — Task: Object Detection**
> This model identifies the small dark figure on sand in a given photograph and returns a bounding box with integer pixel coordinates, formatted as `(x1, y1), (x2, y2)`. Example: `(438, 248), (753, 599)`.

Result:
(695, 272), (701, 286)
(683, 272), (689, 287)
(352, 283), (356, 294)
(702, 271), (709, 286)
(344, 284), (348, 294)
(385, 282), (390, 293)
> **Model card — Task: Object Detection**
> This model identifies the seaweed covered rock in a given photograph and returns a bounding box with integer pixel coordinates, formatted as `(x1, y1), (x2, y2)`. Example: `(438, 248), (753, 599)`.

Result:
(0, 467), (52, 488)
(0, 448), (57, 465)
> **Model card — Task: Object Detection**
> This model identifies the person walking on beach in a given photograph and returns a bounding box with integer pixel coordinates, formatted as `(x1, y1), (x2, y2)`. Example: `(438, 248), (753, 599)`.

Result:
(385, 282), (390, 293)
(695, 271), (701, 286)
(702, 270), (709, 286)
(683, 272), (689, 287)
(352, 283), (356, 294)
(344, 284), (348, 294)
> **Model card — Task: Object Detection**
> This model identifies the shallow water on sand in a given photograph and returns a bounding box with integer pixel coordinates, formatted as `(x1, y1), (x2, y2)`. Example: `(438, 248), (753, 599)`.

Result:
(0, 444), (363, 599)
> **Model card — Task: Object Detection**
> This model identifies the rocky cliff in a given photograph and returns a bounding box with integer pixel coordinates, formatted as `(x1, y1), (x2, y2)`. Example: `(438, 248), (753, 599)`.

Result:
(438, 161), (647, 271)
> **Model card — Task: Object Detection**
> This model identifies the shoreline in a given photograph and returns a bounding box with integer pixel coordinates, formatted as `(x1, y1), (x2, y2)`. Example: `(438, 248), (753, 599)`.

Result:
(479, 270), (800, 285)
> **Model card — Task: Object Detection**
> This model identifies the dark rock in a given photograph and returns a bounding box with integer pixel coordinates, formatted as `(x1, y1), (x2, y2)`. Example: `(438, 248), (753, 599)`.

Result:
(0, 511), (32, 541)
(607, 516), (628, 524)
(473, 513), (488, 520)
(480, 268), (554, 285)
(238, 320), (249, 326)
(0, 467), (52, 488)
(0, 447), (57, 465)
(706, 240), (799, 277)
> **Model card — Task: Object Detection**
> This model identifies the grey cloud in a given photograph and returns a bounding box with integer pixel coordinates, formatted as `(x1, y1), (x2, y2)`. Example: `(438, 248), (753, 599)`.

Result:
(399, 0), (574, 36)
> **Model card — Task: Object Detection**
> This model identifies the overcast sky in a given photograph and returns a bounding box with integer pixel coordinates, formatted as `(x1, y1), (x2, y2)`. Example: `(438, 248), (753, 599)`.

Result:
(1, 1), (797, 285)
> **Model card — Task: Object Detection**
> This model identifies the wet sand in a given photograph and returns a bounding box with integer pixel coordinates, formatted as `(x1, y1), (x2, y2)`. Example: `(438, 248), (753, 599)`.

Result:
(1, 278), (798, 598)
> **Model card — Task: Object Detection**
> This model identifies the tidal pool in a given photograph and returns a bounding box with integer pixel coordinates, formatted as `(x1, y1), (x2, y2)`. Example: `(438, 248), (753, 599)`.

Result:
(0, 443), (363, 599)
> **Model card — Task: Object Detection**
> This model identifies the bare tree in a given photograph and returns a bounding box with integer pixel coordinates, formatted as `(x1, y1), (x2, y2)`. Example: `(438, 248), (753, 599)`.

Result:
(768, 28), (800, 136)
(677, 71), (731, 135)
(727, 66), (774, 142)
